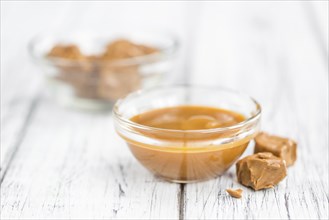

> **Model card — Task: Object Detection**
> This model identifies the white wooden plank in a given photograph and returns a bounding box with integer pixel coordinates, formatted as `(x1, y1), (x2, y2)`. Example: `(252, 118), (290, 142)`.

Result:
(1, 1), (189, 178)
(0, 99), (180, 219)
(1, 2), (188, 219)
(187, 1), (328, 219)
(0, 1), (66, 179)
(0, 34), (42, 179)
(1, 1), (328, 219)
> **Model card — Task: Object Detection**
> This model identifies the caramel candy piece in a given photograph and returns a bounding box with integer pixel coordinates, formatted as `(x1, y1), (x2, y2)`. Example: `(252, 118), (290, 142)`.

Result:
(97, 39), (156, 100)
(102, 39), (158, 60)
(47, 44), (93, 73)
(97, 64), (141, 100)
(254, 132), (297, 166)
(236, 152), (287, 190)
(47, 44), (95, 98)
(226, 188), (243, 198)
(48, 44), (84, 60)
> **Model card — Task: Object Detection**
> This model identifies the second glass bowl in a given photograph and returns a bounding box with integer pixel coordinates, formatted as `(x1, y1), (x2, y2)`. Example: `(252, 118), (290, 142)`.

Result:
(29, 31), (178, 110)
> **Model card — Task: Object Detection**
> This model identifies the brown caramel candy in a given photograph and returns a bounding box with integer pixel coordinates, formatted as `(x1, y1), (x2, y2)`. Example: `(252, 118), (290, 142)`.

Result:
(48, 44), (84, 60)
(254, 132), (297, 166)
(102, 39), (158, 60)
(47, 44), (93, 73)
(47, 44), (95, 98)
(226, 188), (243, 198)
(97, 64), (141, 100)
(236, 152), (287, 190)
(96, 39), (158, 100)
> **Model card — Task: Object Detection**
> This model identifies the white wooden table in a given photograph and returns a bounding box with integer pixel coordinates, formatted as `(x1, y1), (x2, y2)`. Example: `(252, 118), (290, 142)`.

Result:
(1, 1), (328, 219)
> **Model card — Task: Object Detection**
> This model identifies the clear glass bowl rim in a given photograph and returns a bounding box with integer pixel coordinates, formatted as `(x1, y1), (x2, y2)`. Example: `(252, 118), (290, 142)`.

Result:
(28, 30), (179, 67)
(113, 85), (262, 134)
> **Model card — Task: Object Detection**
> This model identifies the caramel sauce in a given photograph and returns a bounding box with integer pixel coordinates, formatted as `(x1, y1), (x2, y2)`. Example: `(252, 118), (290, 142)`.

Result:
(122, 106), (252, 182)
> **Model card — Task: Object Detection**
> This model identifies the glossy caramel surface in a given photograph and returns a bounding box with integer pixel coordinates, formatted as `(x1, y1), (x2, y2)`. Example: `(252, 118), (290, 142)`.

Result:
(131, 105), (245, 130)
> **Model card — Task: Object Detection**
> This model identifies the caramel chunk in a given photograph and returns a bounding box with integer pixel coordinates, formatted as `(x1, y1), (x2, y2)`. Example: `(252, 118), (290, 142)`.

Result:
(48, 44), (84, 60)
(97, 64), (141, 100)
(226, 188), (243, 198)
(254, 132), (297, 166)
(236, 152), (287, 190)
(47, 44), (94, 84)
(95, 39), (156, 100)
(102, 39), (158, 60)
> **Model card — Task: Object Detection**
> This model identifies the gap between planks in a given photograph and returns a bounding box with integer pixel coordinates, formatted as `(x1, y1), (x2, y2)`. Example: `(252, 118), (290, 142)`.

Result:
(178, 183), (186, 220)
(0, 92), (41, 184)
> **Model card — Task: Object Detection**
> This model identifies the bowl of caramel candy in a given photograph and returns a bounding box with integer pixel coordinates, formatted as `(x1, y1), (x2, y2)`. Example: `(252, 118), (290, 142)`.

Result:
(29, 31), (178, 110)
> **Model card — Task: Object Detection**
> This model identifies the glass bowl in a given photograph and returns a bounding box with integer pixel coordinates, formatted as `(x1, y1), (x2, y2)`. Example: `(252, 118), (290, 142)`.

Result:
(29, 31), (178, 110)
(113, 85), (261, 183)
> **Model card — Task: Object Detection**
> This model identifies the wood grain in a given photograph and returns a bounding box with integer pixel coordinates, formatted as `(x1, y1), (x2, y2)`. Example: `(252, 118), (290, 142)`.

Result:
(1, 100), (180, 219)
(186, 1), (328, 219)
(1, 1), (328, 219)
(0, 45), (42, 180)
